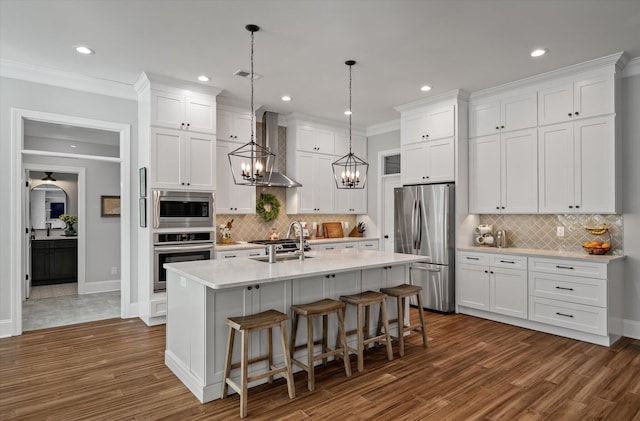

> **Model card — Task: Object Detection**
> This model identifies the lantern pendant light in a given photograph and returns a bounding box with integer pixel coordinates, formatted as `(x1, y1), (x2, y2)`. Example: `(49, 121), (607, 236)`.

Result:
(332, 60), (368, 189)
(228, 24), (275, 186)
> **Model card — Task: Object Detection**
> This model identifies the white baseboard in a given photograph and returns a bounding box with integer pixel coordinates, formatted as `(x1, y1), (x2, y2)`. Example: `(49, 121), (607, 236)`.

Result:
(623, 319), (640, 340)
(0, 319), (13, 338)
(83, 280), (121, 294)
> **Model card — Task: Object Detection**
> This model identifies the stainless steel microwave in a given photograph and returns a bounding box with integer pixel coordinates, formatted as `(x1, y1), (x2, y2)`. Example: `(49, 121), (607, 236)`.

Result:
(152, 190), (214, 229)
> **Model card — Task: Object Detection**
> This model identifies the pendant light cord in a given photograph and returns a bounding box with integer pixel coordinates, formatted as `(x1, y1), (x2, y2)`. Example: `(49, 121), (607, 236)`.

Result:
(348, 63), (352, 154)
(250, 28), (255, 143)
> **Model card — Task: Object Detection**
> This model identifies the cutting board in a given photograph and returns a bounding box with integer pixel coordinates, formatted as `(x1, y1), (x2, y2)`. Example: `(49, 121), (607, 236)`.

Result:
(323, 222), (344, 238)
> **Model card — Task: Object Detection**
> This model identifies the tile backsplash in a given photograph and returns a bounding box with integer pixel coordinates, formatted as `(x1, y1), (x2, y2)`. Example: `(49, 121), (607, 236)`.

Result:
(479, 214), (623, 255)
(217, 187), (358, 242)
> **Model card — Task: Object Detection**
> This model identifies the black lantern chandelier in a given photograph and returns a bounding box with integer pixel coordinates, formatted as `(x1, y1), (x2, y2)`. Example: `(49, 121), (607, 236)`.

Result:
(228, 24), (275, 186)
(332, 60), (368, 189)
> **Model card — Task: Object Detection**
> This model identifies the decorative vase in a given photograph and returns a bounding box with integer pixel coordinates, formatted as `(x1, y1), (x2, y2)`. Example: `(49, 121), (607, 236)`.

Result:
(65, 222), (77, 236)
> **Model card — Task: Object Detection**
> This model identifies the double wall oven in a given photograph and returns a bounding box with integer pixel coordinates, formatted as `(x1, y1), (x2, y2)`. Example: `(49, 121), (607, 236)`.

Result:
(152, 190), (215, 292)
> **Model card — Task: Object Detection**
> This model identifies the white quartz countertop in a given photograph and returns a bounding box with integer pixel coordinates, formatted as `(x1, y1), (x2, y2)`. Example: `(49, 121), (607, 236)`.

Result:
(457, 246), (625, 262)
(215, 237), (379, 251)
(165, 249), (426, 289)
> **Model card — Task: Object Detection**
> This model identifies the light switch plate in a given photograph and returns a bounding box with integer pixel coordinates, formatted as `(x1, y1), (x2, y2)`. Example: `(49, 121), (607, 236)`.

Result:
(556, 226), (565, 237)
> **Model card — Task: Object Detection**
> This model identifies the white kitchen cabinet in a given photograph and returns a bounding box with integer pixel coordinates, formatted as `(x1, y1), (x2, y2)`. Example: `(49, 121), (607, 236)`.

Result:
(151, 90), (216, 134)
(538, 73), (614, 126)
(469, 92), (537, 138)
(538, 115), (617, 213)
(287, 152), (335, 214)
(150, 127), (216, 191)
(334, 133), (367, 158)
(216, 140), (256, 214)
(401, 104), (454, 144)
(401, 137), (455, 185)
(334, 186), (367, 214)
(358, 240), (379, 250)
(469, 128), (538, 214)
(212, 280), (291, 376)
(457, 252), (527, 319)
(215, 248), (265, 259)
(216, 108), (253, 143)
(296, 125), (335, 154)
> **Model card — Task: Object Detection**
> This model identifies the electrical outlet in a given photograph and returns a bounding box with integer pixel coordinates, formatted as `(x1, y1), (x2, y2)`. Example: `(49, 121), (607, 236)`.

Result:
(556, 226), (565, 237)
(111, 266), (118, 275)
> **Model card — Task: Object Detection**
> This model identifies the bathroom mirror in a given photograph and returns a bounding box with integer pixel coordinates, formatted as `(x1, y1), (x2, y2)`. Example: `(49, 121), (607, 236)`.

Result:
(30, 184), (67, 229)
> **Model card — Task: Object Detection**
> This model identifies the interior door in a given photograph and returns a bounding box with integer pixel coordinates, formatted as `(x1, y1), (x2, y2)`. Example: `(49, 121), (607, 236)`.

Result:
(382, 175), (401, 252)
(23, 169), (31, 299)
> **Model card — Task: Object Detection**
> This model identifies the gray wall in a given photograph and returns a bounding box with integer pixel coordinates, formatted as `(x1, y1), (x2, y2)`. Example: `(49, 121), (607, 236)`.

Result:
(622, 73), (640, 324)
(363, 129), (401, 237)
(0, 77), (138, 324)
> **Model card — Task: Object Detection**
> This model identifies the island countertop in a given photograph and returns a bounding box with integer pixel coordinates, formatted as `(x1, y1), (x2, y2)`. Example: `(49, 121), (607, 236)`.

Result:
(164, 248), (428, 290)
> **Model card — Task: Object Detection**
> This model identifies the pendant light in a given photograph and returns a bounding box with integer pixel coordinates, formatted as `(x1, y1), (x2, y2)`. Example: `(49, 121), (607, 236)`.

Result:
(228, 24), (275, 186)
(332, 60), (368, 189)
(41, 172), (56, 182)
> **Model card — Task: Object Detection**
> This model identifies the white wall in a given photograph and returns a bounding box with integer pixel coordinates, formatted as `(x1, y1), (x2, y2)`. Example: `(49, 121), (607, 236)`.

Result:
(0, 77), (138, 325)
(621, 72), (640, 326)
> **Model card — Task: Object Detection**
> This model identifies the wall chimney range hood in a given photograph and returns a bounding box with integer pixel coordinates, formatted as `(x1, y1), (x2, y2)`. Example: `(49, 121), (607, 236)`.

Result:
(260, 111), (302, 188)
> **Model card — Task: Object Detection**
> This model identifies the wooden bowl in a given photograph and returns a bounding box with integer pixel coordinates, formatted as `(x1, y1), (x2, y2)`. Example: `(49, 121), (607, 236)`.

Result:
(583, 245), (610, 255)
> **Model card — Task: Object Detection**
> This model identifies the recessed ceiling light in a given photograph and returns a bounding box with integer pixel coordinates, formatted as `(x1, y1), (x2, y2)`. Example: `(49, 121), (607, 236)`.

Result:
(531, 48), (548, 57)
(281, 95), (292, 102)
(421, 85), (432, 92)
(344, 110), (352, 116)
(197, 75), (210, 82)
(74, 45), (95, 55)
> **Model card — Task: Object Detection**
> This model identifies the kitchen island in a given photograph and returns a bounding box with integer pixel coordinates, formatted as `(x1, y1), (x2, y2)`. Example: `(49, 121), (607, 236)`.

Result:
(163, 248), (427, 403)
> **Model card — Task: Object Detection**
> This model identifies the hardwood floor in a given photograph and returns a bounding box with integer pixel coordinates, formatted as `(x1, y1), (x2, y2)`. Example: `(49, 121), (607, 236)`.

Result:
(1, 311), (639, 420)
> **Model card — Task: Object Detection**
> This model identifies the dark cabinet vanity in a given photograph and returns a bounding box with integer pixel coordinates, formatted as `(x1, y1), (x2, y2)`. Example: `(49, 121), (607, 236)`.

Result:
(31, 239), (77, 285)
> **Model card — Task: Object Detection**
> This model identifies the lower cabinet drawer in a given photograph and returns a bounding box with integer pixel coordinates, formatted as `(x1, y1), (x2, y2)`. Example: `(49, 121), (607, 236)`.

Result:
(529, 271), (606, 307)
(528, 257), (606, 279)
(529, 296), (607, 335)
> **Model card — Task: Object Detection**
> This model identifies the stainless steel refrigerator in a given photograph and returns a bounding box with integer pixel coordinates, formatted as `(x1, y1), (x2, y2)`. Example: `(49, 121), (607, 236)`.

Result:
(394, 183), (455, 313)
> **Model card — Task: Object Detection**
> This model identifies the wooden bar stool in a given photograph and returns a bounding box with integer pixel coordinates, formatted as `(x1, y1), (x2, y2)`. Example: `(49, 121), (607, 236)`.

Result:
(340, 291), (393, 372)
(290, 298), (351, 391)
(222, 309), (295, 418)
(380, 284), (428, 357)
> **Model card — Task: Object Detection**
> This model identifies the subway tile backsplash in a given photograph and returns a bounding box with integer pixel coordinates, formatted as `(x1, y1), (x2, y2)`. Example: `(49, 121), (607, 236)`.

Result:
(479, 214), (623, 255)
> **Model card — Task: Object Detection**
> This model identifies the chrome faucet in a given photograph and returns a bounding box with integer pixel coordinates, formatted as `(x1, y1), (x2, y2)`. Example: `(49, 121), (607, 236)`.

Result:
(46, 222), (51, 237)
(286, 221), (305, 260)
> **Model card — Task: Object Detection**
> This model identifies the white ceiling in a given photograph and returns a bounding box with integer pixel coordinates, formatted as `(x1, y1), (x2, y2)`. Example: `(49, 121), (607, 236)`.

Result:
(2, 0), (639, 128)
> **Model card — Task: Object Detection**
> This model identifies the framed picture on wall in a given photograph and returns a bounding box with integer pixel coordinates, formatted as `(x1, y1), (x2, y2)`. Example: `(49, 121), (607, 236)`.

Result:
(139, 167), (147, 198)
(101, 195), (121, 217)
(139, 198), (147, 227)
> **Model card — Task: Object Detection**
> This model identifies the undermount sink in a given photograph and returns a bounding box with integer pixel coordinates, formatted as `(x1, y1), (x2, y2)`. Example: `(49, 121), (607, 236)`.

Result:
(250, 254), (315, 263)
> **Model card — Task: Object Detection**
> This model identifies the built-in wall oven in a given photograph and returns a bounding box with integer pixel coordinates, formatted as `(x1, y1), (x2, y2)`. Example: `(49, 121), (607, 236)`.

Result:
(153, 232), (215, 291)
(152, 190), (214, 229)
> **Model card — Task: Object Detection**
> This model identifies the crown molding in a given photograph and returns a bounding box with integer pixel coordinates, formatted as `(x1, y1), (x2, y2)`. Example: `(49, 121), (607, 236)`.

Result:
(0, 59), (137, 100)
(394, 89), (470, 113)
(366, 119), (400, 137)
(622, 57), (640, 78)
(140, 72), (224, 98)
(470, 52), (628, 100)
(285, 112), (366, 134)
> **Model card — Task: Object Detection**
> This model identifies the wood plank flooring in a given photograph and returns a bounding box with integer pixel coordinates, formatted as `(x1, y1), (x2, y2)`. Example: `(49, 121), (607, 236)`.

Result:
(1, 311), (639, 420)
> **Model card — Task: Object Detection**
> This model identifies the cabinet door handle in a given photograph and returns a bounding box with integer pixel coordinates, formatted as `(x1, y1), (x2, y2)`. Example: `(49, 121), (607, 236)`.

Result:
(490, 271), (494, 274)
(495, 126), (500, 130)
(575, 205), (580, 209)
(187, 123), (190, 128)
(224, 255), (237, 258)
(556, 312), (574, 318)
(255, 284), (260, 289)
(425, 134), (429, 138)
(501, 125), (505, 129)
(500, 260), (515, 264)
(384, 235), (389, 239)
(568, 113), (573, 117)
(556, 265), (574, 270)
(574, 111), (579, 116)
(484, 270), (489, 273)
(496, 206), (500, 210)
(568, 205), (573, 209)
(466, 257), (480, 260)
(555, 286), (574, 291)
(247, 286), (252, 290)
(181, 122), (185, 127)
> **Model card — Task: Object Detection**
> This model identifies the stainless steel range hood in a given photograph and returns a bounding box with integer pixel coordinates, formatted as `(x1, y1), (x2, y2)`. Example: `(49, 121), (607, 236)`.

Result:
(260, 111), (302, 188)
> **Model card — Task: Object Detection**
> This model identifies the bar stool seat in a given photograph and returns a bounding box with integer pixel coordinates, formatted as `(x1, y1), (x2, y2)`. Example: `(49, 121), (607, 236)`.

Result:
(380, 284), (428, 357)
(290, 298), (351, 391)
(222, 309), (295, 418)
(340, 291), (393, 372)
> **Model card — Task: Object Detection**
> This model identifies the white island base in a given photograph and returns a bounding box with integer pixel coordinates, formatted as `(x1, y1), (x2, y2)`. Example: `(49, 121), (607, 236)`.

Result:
(163, 249), (427, 403)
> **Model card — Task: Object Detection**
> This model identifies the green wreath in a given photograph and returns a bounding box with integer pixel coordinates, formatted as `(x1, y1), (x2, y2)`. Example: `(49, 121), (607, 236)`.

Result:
(257, 193), (280, 222)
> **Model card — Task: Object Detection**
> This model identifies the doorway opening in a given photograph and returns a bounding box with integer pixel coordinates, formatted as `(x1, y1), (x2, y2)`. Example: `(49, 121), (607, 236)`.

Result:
(10, 109), (131, 335)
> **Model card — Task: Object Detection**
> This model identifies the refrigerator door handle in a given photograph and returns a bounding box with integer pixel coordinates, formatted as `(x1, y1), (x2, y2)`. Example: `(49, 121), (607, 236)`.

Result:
(416, 200), (423, 250)
(411, 199), (418, 250)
